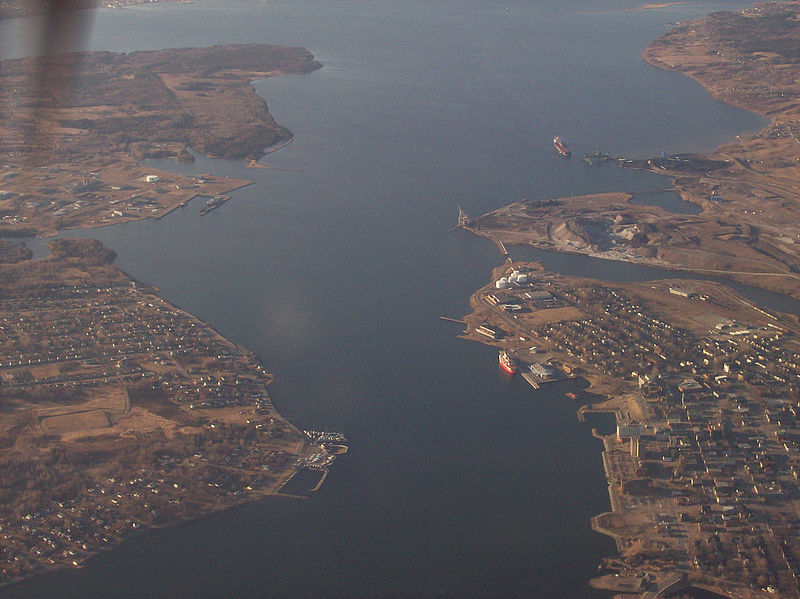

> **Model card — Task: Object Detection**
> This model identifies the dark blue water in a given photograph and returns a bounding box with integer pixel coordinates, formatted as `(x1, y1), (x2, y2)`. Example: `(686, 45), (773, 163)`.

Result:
(2, 1), (771, 597)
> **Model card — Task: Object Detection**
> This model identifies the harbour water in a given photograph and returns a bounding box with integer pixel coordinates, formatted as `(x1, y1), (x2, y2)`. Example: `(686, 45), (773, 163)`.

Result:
(2, 1), (776, 597)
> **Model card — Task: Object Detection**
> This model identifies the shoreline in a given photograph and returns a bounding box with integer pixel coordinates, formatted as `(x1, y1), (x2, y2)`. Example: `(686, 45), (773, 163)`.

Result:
(460, 184), (800, 298)
(0, 480), (307, 592)
(0, 43), (336, 587)
(35, 180), (257, 239)
(464, 222), (800, 287)
(457, 1), (800, 303)
(459, 258), (800, 597)
(0, 0), (193, 21)
(3, 0), (796, 596)
(457, 3), (800, 596)
(0, 44), (322, 238)
(0, 248), (334, 584)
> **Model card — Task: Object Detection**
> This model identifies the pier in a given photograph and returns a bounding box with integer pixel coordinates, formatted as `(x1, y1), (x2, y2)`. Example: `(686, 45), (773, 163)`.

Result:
(450, 206), (473, 232)
(518, 359), (571, 391)
(309, 468), (329, 493)
(452, 207), (512, 262)
(439, 316), (466, 325)
(494, 238), (512, 263)
(520, 371), (540, 389)
(249, 136), (295, 162)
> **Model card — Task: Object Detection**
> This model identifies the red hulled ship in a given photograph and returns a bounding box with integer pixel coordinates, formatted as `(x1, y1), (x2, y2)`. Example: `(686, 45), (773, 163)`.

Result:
(499, 350), (518, 374)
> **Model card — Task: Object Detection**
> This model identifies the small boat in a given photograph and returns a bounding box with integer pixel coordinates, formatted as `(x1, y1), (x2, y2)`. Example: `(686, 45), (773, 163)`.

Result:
(553, 136), (571, 158)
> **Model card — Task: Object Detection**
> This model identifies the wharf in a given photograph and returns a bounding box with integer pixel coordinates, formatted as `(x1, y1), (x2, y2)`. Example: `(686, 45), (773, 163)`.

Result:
(519, 365), (571, 390)
(582, 150), (613, 165)
(577, 404), (617, 423)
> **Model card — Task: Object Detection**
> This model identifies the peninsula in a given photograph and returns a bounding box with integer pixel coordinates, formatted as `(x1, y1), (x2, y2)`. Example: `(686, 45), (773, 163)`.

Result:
(464, 1), (800, 300)
(0, 239), (342, 585)
(0, 43), (337, 586)
(0, 44), (321, 236)
(460, 2), (800, 597)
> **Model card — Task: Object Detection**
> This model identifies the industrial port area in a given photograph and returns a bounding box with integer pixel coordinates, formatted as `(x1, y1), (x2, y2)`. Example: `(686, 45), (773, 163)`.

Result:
(453, 5), (800, 592)
(462, 260), (800, 597)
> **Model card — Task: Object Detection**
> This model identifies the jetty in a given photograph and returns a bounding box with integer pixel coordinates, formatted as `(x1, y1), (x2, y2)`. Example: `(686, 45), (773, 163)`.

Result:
(439, 316), (466, 325)
(582, 150), (613, 165)
(520, 371), (540, 389)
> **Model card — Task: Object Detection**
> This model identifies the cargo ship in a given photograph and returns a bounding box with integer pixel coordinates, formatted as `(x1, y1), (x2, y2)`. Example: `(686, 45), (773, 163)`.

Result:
(553, 136), (571, 158)
(499, 350), (518, 374)
(199, 195), (229, 216)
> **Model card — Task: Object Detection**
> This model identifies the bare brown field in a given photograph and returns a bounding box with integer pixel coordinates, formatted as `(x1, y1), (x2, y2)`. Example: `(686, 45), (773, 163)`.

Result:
(40, 410), (110, 435)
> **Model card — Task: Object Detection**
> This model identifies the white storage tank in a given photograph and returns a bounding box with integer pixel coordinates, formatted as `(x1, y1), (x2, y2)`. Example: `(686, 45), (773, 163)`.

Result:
(495, 277), (510, 289)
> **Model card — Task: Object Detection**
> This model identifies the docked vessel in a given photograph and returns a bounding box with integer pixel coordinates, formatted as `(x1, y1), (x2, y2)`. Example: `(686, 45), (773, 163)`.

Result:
(499, 350), (518, 374)
(553, 136), (571, 158)
(199, 195), (228, 216)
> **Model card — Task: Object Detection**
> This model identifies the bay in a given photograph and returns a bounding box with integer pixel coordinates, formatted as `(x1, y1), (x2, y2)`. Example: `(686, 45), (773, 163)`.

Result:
(3, 1), (770, 597)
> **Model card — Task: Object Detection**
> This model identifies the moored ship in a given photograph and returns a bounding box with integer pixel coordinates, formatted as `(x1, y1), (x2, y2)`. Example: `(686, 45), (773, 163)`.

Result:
(553, 136), (571, 158)
(199, 195), (228, 216)
(499, 350), (518, 374)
